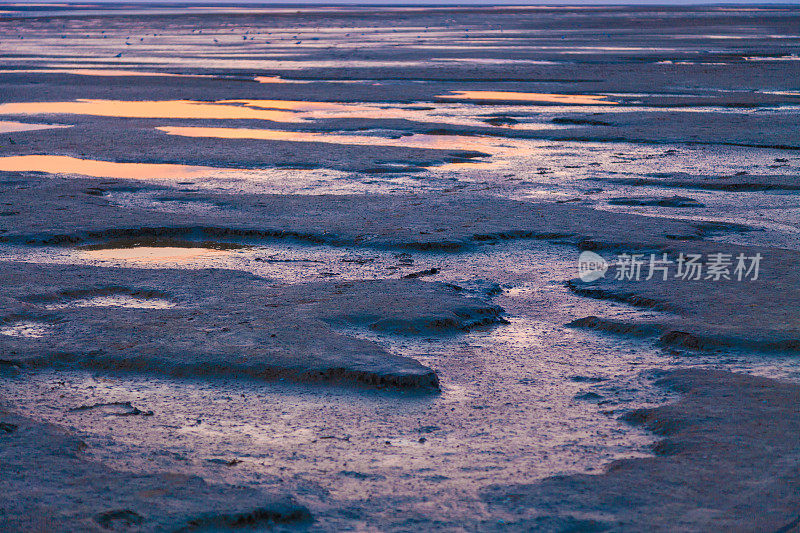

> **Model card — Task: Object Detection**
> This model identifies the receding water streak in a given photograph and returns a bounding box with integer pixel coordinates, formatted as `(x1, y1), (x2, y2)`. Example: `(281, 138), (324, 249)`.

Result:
(0, 120), (71, 133)
(157, 126), (499, 152)
(0, 99), (306, 122)
(438, 91), (619, 105)
(81, 246), (234, 264)
(0, 155), (238, 180)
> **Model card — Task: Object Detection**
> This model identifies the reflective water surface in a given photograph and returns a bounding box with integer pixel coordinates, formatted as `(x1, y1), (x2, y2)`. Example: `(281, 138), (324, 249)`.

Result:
(80, 246), (238, 264)
(0, 155), (238, 180)
(0, 120), (71, 133)
(438, 91), (619, 105)
(0, 99), (306, 122)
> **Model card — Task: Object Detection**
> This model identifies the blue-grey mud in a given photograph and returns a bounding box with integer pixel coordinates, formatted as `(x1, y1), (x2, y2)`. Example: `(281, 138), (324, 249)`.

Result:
(1, 3), (800, 531)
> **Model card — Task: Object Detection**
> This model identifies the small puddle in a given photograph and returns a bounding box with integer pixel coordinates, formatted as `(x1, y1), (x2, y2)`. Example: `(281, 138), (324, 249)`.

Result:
(254, 76), (300, 84)
(80, 246), (235, 264)
(0, 99), (307, 122)
(0, 155), (238, 180)
(0, 321), (51, 338)
(69, 401), (153, 417)
(437, 91), (619, 105)
(0, 120), (71, 134)
(0, 69), (216, 79)
(253, 76), (362, 84)
(0, 98), (456, 124)
(46, 295), (176, 310)
(0, 97), (573, 132)
(220, 99), (379, 112)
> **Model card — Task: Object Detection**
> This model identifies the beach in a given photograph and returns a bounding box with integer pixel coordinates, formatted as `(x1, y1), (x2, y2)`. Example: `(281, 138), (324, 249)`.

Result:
(1, 3), (799, 530)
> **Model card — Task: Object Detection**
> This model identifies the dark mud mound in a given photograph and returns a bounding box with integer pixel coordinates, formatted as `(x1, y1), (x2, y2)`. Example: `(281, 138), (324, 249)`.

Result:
(607, 172), (800, 192)
(552, 117), (613, 127)
(566, 315), (660, 338)
(483, 369), (800, 531)
(0, 262), (507, 390)
(607, 195), (705, 208)
(544, 111), (800, 149)
(0, 407), (311, 532)
(566, 242), (800, 353)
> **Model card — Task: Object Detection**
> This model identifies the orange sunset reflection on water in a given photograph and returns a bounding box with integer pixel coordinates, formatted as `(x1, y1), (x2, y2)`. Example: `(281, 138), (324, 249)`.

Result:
(0, 155), (238, 180)
(80, 246), (235, 264)
(0, 99), (307, 122)
(156, 125), (501, 152)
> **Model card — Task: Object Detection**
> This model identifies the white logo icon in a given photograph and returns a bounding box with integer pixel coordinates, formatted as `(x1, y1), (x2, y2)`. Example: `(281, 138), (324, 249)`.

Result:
(577, 251), (608, 282)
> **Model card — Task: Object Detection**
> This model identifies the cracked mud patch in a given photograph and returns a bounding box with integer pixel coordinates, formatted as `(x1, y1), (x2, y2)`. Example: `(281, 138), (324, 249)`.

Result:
(45, 294), (176, 310)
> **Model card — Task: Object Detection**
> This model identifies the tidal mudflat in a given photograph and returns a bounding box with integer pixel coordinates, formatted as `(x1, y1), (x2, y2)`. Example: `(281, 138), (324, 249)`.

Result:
(1, 3), (800, 531)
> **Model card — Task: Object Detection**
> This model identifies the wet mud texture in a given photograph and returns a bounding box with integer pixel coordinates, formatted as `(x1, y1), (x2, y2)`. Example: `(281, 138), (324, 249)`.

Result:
(1, 4), (800, 531)
(0, 262), (508, 390)
(0, 405), (312, 532)
(605, 172), (800, 192)
(483, 368), (800, 532)
(0, 174), (706, 250)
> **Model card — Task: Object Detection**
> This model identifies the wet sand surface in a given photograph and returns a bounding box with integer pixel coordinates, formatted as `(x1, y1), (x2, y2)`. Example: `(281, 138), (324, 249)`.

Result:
(1, 4), (800, 531)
